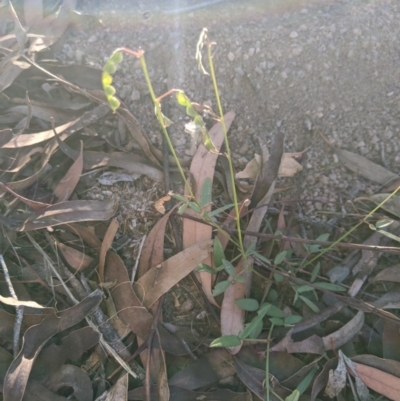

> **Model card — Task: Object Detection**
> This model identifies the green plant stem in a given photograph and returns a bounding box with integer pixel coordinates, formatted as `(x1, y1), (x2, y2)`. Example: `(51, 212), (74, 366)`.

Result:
(207, 44), (247, 262)
(302, 186), (400, 269)
(138, 54), (195, 199)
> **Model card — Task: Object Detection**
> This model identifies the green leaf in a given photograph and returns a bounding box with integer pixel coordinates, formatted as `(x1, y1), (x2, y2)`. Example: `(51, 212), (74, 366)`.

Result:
(200, 177), (212, 207)
(209, 203), (235, 217)
(157, 108), (173, 128)
(375, 219), (393, 229)
(171, 193), (189, 203)
(295, 285), (314, 294)
(285, 389), (300, 401)
(102, 73), (113, 87)
(251, 251), (271, 265)
(316, 233), (330, 242)
(104, 85), (116, 96)
(269, 317), (284, 326)
(296, 367), (318, 394)
(210, 335), (241, 348)
(310, 261), (320, 283)
(299, 296), (320, 313)
(188, 202), (202, 214)
(104, 62), (117, 75)
(212, 280), (231, 297)
(107, 97), (120, 112)
(196, 263), (217, 274)
(284, 315), (302, 325)
(177, 203), (188, 215)
(241, 319), (263, 340)
(235, 298), (259, 311)
(274, 273), (284, 283)
(109, 50), (123, 64)
(187, 105), (198, 118)
(176, 91), (190, 107)
(222, 259), (236, 276)
(313, 282), (346, 292)
(240, 303), (271, 339)
(233, 275), (244, 283)
(274, 250), (288, 265)
(268, 289), (278, 302)
(201, 126), (217, 153)
(213, 237), (225, 269)
(376, 229), (400, 243)
(265, 305), (285, 318)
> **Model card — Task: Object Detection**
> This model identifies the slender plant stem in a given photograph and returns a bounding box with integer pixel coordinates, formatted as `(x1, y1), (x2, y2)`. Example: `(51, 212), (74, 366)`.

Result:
(138, 54), (195, 199)
(207, 44), (247, 262)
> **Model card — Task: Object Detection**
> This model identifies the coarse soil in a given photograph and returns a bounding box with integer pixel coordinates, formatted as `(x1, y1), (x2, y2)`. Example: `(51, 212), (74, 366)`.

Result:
(73, 0), (399, 210)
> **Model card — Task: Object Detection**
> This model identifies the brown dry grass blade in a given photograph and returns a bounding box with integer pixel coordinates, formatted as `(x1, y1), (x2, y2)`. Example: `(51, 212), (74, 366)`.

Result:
(117, 107), (163, 168)
(104, 372), (129, 400)
(84, 151), (163, 182)
(136, 208), (175, 381)
(133, 240), (213, 309)
(0, 57), (30, 93)
(69, 225), (154, 339)
(2, 104), (110, 148)
(28, 0), (77, 52)
(3, 289), (102, 401)
(15, 198), (118, 231)
(57, 242), (94, 271)
(53, 141), (83, 202)
(352, 362), (400, 400)
(183, 111), (236, 303)
(99, 219), (119, 282)
(372, 263), (400, 283)
(138, 207), (176, 278)
(369, 193), (400, 219)
(0, 182), (50, 211)
(67, 224), (187, 355)
(336, 148), (398, 185)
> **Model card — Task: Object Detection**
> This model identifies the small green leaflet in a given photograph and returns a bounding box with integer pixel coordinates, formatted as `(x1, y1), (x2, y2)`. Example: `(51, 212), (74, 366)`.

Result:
(188, 202), (202, 214)
(222, 259), (236, 276)
(274, 250), (288, 265)
(240, 303), (271, 340)
(212, 280), (231, 297)
(235, 298), (259, 311)
(299, 296), (320, 313)
(196, 263), (217, 274)
(285, 389), (300, 401)
(210, 335), (241, 348)
(200, 177), (212, 207)
(213, 237), (225, 269)
(313, 282), (346, 292)
(284, 315), (302, 325)
(102, 50), (123, 112)
(269, 317), (284, 326)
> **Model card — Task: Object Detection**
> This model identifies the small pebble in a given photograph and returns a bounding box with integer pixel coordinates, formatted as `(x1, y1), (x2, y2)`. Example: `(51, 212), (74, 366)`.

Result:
(289, 31), (299, 38)
(227, 52), (235, 61)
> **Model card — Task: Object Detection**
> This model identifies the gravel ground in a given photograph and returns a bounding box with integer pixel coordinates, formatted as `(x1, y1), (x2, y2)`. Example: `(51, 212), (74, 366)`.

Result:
(66, 0), (399, 225)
